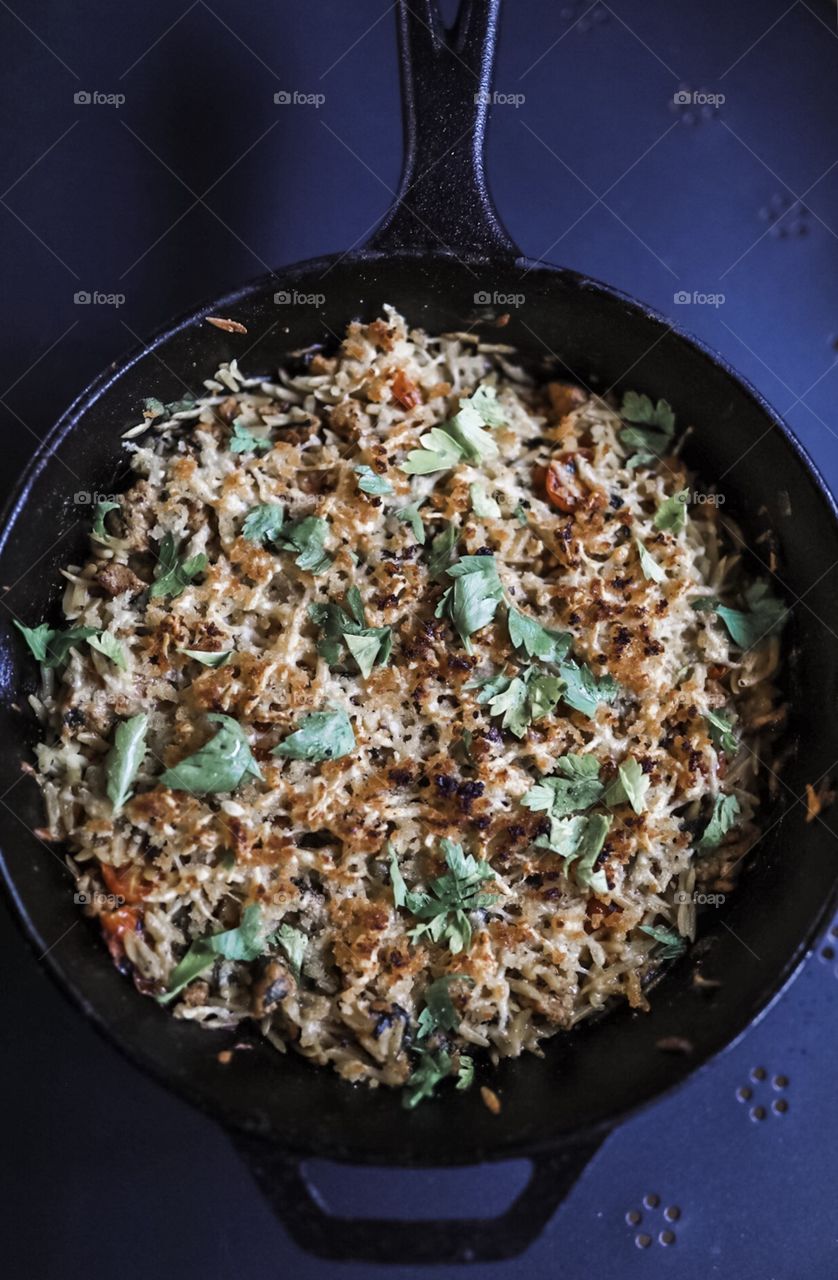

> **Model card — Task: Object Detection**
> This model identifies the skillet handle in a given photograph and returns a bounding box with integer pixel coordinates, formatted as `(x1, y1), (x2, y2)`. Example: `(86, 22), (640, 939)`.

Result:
(365, 0), (521, 258)
(233, 1132), (604, 1264)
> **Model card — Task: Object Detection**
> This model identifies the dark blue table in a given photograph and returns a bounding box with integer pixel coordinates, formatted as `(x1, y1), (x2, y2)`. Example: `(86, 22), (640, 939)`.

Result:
(1, 2), (837, 1275)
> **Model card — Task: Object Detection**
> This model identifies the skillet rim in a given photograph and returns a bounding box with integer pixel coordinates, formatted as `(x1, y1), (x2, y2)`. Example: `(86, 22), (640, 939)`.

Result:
(2, 246), (838, 1166)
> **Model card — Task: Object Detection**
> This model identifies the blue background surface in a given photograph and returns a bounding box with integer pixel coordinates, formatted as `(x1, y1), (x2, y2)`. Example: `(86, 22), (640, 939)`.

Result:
(1, 1), (837, 1276)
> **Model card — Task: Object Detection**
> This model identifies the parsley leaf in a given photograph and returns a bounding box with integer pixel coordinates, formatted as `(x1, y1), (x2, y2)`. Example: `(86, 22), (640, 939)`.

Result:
(654, 489), (689, 533)
(275, 923), (307, 980)
(635, 535), (666, 583)
(508, 608), (572, 664)
(159, 714), (263, 793)
(706, 709), (738, 754)
(693, 581), (787, 649)
(105, 713), (148, 813)
(177, 648), (232, 668)
(92, 499), (120, 538)
(389, 838), (498, 955)
(436, 554), (504, 651)
(427, 524), (458, 578)
(229, 419), (271, 454)
(575, 814), (612, 892)
(470, 482), (501, 519)
(699, 792), (740, 849)
(401, 427), (464, 475)
(522, 754), (604, 816)
(535, 811), (611, 893)
(241, 503), (285, 544)
(396, 501), (426, 544)
(309, 591), (391, 677)
(403, 1049), (453, 1108)
(159, 903), (269, 1004)
(87, 631), (127, 669)
(400, 384), (503, 474)
(14, 621), (99, 668)
(354, 463), (393, 495)
(619, 390), (676, 459)
(272, 708), (355, 762)
(456, 1055), (475, 1090)
(275, 516), (333, 573)
(604, 757), (649, 814)
(473, 666), (562, 738)
(416, 974), (474, 1040)
(640, 923), (686, 961)
(150, 533), (208, 600)
(557, 658), (619, 718)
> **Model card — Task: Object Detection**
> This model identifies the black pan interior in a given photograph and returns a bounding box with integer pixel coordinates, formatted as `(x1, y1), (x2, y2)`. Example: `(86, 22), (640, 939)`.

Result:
(1, 251), (836, 1165)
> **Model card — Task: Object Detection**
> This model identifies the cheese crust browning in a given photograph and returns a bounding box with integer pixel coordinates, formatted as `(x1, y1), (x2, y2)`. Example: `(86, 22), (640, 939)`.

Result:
(25, 309), (784, 1096)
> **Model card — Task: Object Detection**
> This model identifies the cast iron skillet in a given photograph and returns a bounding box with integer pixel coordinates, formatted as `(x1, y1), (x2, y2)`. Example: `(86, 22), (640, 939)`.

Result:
(2, 0), (838, 1265)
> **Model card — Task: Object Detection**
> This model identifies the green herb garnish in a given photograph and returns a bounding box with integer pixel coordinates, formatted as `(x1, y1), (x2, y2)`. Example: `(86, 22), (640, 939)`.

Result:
(354, 464), (393, 496)
(401, 385), (503, 474)
(693, 581), (787, 649)
(436, 554), (504, 651)
(396, 501), (426, 544)
(604, 756), (649, 814)
(92, 499), (120, 538)
(469, 483), (501, 519)
(389, 838), (498, 955)
(699, 792), (741, 849)
(241, 503), (285, 544)
(507, 608), (572, 664)
(639, 923), (686, 960)
(522, 754), (603, 816)
(158, 903), (269, 1004)
(87, 631), (127, 669)
(177, 648), (232, 668)
(105, 713), (148, 813)
(705, 709), (738, 754)
(654, 489), (689, 533)
(274, 515), (332, 574)
(272, 708), (355, 762)
(635, 535), (666, 583)
(159, 714), (263, 793)
(472, 666), (563, 738)
(150, 533), (208, 600)
(619, 390), (676, 463)
(13, 621), (96, 667)
(229, 419), (271, 454)
(309, 588), (391, 677)
(275, 923), (307, 980)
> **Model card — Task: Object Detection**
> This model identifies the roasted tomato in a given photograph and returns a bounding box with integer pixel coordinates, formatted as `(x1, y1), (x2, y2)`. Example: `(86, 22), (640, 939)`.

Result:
(390, 369), (421, 410)
(544, 449), (593, 512)
(100, 861), (151, 905)
(100, 906), (141, 970)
